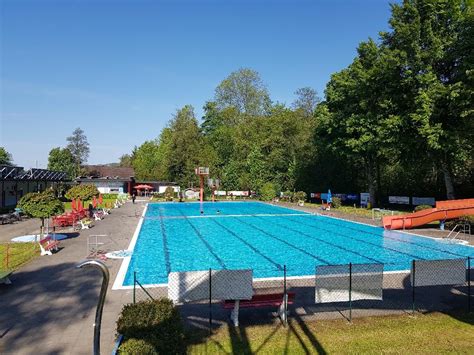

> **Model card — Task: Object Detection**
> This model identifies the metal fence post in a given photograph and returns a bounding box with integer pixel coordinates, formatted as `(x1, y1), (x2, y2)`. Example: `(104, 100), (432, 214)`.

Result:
(284, 265), (288, 327)
(133, 271), (136, 304)
(349, 262), (352, 323)
(5, 244), (9, 270)
(412, 260), (416, 315)
(468, 257), (471, 313)
(209, 268), (212, 334)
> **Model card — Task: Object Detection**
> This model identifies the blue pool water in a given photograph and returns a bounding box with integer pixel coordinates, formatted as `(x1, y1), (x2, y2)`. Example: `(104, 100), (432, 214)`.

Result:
(123, 202), (474, 286)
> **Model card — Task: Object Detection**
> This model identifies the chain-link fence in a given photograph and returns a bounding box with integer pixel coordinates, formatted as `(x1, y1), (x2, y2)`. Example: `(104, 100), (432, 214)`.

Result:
(131, 257), (473, 332)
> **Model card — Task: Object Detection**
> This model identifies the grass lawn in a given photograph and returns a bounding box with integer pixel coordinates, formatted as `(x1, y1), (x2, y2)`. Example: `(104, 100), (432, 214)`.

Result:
(187, 312), (474, 354)
(303, 202), (407, 219)
(63, 198), (117, 211)
(0, 242), (39, 271)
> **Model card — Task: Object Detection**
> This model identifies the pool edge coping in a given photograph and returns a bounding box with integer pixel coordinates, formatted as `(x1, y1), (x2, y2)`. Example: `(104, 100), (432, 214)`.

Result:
(112, 203), (148, 290)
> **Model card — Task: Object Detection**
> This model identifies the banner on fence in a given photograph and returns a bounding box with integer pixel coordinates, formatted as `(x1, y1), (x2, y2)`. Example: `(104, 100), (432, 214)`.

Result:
(228, 191), (249, 197)
(360, 193), (370, 207)
(411, 259), (466, 287)
(215, 190), (226, 196)
(315, 264), (383, 303)
(389, 196), (410, 204)
(346, 194), (358, 201)
(412, 197), (435, 206)
(334, 193), (347, 201)
(168, 269), (253, 303)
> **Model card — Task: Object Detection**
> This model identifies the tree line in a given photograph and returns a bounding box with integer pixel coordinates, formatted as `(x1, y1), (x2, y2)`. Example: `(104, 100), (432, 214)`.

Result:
(127, 1), (473, 206)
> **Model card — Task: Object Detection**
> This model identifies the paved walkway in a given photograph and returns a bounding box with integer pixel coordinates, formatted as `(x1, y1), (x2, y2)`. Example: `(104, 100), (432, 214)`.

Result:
(0, 201), (144, 354)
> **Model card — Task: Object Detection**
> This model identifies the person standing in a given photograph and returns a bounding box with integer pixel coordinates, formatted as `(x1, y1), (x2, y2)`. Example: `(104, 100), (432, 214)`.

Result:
(132, 193), (136, 204)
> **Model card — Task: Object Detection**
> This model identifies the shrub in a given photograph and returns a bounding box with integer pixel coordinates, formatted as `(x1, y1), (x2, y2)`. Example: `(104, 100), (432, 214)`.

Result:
(445, 215), (474, 230)
(101, 193), (119, 200)
(65, 184), (99, 201)
(119, 339), (157, 355)
(116, 299), (185, 354)
(293, 191), (307, 203)
(164, 187), (175, 201)
(414, 204), (433, 212)
(331, 197), (342, 208)
(281, 190), (293, 202)
(260, 182), (277, 201)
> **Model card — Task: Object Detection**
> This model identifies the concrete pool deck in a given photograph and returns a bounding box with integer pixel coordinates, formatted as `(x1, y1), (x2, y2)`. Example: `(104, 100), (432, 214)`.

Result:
(0, 200), (472, 354)
(0, 200), (146, 354)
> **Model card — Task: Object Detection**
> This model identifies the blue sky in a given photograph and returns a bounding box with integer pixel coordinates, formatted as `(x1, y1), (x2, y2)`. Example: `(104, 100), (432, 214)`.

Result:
(1, 0), (395, 169)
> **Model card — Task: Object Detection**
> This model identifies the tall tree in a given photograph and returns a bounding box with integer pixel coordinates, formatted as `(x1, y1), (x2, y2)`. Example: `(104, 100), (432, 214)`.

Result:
(66, 128), (90, 172)
(47, 147), (76, 179)
(292, 87), (320, 117)
(0, 147), (13, 165)
(215, 68), (272, 116)
(119, 154), (133, 168)
(166, 105), (204, 186)
(381, 0), (473, 199)
(321, 40), (401, 207)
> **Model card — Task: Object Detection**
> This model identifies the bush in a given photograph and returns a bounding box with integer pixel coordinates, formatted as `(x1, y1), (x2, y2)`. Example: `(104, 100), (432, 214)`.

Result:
(414, 204), (433, 212)
(293, 191), (307, 203)
(445, 215), (474, 230)
(101, 193), (119, 200)
(331, 197), (342, 209)
(260, 182), (277, 201)
(65, 184), (99, 201)
(281, 190), (293, 202)
(164, 187), (175, 201)
(119, 339), (157, 355)
(116, 299), (185, 354)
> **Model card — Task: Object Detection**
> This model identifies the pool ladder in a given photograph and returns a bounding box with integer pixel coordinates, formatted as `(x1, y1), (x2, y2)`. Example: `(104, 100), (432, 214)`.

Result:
(446, 222), (471, 241)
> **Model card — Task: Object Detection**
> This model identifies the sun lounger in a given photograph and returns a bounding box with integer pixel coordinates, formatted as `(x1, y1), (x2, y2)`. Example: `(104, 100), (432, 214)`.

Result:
(0, 270), (13, 285)
(93, 212), (104, 221)
(39, 236), (60, 256)
(77, 219), (93, 230)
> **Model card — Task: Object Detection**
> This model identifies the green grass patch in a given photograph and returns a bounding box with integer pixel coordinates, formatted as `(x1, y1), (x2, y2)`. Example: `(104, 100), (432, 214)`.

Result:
(63, 198), (117, 211)
(0, 242), (39, 271)
(187, 312), (474, 354)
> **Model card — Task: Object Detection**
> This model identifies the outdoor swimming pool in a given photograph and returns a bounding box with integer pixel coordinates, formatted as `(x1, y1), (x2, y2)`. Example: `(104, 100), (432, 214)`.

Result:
(118, 202), (474, 287)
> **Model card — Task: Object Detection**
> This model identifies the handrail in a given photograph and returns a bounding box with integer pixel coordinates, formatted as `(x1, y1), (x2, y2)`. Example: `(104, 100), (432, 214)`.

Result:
(77, 260), (109, 355)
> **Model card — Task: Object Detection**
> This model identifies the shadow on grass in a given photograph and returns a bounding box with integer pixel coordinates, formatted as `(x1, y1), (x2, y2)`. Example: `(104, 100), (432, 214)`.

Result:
(183, 306), (328, 354)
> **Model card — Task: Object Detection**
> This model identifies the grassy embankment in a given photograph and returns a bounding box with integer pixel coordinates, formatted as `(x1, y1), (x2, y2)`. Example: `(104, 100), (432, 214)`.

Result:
(0, 242), (39, 272)
(187, 312), (474, 354)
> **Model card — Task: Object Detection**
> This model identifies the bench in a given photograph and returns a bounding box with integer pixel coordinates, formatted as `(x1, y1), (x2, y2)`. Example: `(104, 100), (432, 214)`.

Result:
(39, 236), (60, 256)
(0, 270), (13, 285)
(223, 292), (296, 326)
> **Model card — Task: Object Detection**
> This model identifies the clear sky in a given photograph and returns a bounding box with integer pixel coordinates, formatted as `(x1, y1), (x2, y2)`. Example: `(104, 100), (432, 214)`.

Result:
(1, 0), (395, 169)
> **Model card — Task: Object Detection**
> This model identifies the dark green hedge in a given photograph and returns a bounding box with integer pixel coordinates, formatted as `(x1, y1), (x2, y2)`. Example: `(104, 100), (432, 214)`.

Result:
(117, 299), (185, 354)
(119, 338), (157, 355)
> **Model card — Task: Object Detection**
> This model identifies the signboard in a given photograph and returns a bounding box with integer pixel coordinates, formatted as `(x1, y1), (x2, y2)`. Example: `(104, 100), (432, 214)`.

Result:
(320, 193), (328, 201)
(360, 193), (370, 207)
(315, 264), (383, 303)
(215, 190), (226, 196)
(228, 191), (249, 197)
(411, 259), (466, 287)
(412, 197), (435, 206)
(168, 269), (253, 303)
(334, 193), (347, 201)
(389, 196), (410, 205)
(346, 194), (358, 201)
(184, 189), (199, 199)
